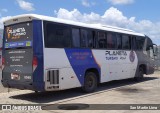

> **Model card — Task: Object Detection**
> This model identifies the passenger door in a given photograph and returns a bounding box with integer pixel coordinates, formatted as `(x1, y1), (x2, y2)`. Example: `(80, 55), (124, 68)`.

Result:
(146, 38), (154, 74)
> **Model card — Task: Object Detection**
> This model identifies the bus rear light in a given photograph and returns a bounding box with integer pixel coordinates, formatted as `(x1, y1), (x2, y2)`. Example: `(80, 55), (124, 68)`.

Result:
(2, 57), (5, 70)
(33, 56), (38, 72)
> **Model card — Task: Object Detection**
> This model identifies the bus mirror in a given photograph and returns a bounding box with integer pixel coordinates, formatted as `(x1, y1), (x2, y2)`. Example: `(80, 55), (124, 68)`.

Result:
(153, 44), (158, 56)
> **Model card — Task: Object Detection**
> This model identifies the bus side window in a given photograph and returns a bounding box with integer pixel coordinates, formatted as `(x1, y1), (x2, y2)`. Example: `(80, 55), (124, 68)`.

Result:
(106, 32), (116, 49)
(98, 31), (106, 48)
(116, 34), (122, 49)
(72, 28), (80, 47)
(92, 31), (96, 48)
(45, 23), (71, 48)
(122, 35), (131, 50)
(80, 29), (88, 48)
(136, 36), (145, 50)
(87, 30), (93, 48)
(132, 36), (137, 50)
(80, 29), (93, 48)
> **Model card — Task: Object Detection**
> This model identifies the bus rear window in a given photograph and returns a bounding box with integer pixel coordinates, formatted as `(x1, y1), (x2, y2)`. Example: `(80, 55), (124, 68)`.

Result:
(4, 22), (33, 49)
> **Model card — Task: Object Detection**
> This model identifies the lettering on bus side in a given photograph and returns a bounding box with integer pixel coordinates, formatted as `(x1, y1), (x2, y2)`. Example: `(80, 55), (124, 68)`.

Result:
(72, 52), (90, 60)
(105, 50), (127, 60)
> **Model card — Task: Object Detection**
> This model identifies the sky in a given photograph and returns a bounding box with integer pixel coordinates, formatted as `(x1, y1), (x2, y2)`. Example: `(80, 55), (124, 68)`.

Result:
(0, 0), (160, 45)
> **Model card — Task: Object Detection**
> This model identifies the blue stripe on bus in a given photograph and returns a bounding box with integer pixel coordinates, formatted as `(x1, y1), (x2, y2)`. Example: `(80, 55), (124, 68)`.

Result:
(65, 49), (100, 85)
(32, 20), (44, 91)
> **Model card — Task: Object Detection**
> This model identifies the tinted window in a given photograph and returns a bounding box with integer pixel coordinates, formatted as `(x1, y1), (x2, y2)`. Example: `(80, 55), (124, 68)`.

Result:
(98, 31), (106, 48)
(72, 28), (80, 47)
(5, 22), (33, 43)
(87, 30), (93, 48)
(80, 29), (93, 48)
(116, 34), (122, 49)
(44, 22), (71, 48)
(136, 37), (145, 50)
(81, 29), (88, 47)
(4, 22), (33, 49)
(122, 35), (131, 50)
(92, 31), (97, 48)
(132, 36), (137, 50)
(106, 32), (116, 49)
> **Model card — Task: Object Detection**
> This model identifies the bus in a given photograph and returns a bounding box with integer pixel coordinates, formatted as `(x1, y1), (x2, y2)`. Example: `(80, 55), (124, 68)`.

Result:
(1, 14), (156, 93)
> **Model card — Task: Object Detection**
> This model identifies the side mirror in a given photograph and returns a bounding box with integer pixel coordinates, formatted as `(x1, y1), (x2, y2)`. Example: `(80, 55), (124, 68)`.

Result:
(153, 44), (158, 56)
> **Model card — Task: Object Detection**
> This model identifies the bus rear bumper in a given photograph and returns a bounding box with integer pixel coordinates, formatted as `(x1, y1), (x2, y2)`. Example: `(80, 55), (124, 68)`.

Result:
(1, 80), (45, 91)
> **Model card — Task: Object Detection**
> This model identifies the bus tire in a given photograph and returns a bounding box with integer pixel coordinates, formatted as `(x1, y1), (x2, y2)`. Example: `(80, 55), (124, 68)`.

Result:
(82, 72), (97, 93)
(134, 67), (144, 82)
(35, 91), (39, 93)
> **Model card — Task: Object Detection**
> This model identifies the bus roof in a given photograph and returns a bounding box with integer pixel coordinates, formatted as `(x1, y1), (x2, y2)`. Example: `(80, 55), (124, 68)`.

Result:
(3, 14), (145, 37)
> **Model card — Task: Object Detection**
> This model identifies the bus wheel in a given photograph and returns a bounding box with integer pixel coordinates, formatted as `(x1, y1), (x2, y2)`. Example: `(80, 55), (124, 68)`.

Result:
(35, 91), (39, 93)
(134, 67), (144, 81)
(82, 72), (97, 93)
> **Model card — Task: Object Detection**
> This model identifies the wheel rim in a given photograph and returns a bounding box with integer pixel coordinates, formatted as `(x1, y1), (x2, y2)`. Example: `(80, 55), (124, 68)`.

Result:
(86, 76), (94, 88)
(139, 68), (144, 78)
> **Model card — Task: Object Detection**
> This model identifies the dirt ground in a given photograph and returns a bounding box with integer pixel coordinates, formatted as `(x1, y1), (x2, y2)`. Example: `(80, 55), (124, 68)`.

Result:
(0, 71), (159, 113)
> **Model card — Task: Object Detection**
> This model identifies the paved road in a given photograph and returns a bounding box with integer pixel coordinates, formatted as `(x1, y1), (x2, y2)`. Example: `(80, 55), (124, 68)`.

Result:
(0, 72), (159, 113)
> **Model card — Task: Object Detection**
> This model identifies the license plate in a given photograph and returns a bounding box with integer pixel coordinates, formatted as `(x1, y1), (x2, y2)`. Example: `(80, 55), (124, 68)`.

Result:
(11, 73), (20, 80)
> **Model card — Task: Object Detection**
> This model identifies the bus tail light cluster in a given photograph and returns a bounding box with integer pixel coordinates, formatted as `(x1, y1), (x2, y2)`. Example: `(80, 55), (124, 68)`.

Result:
(32, 56), (38, 72)
(1, 57), (5, 70)
(47, 70), (59, 88)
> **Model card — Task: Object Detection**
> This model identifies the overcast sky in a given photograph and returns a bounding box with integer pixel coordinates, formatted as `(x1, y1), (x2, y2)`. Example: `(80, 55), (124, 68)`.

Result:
(0, 0), (160, 45)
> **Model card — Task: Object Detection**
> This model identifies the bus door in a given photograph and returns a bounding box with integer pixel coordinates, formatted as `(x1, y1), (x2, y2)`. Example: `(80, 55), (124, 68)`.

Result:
(146, 38), (154, 74)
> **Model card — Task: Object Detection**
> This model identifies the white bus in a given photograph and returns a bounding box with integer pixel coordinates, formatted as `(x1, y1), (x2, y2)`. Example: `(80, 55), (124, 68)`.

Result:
(1, 14), (156, 92)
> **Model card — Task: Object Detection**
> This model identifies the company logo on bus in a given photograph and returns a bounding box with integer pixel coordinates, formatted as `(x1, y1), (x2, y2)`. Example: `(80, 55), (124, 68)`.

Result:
(6, 27), (26, 40)
(129, 51), (135, 62)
